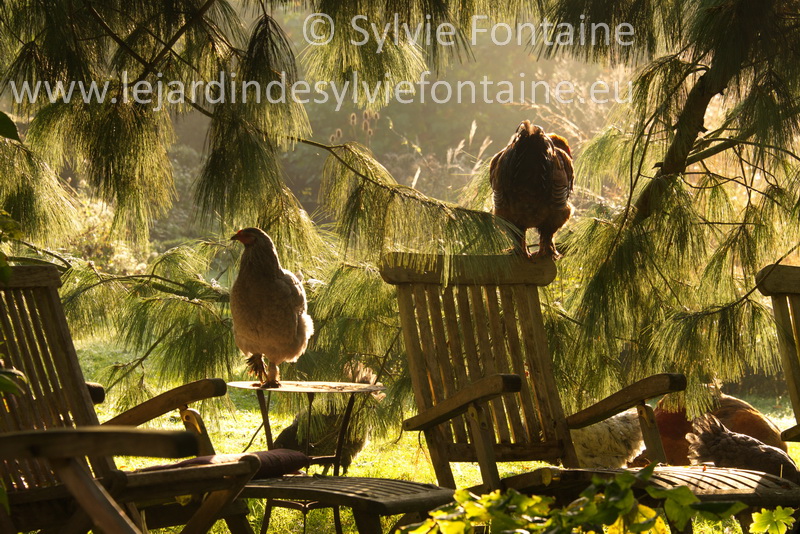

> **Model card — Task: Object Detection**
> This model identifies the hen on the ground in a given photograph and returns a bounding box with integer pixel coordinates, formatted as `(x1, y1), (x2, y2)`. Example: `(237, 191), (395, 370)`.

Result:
(687, 414), (800, 483)
(651, 393), (786, 465)
(489, 121), (574, 258)
(273, 364), (382, 473)
(571, 408), (645, 468)
(230, 228), (313, 388)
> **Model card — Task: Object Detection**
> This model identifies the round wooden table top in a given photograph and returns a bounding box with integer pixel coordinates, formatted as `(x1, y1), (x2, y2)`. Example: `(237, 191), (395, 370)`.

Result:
(227, 380), (385, 394)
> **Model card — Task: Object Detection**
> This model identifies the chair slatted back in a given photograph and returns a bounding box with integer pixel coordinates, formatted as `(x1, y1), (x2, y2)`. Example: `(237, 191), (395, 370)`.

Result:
(0, 266), (114, 495)
(757, 264), (800, 437)
(381, 254), (579, 487)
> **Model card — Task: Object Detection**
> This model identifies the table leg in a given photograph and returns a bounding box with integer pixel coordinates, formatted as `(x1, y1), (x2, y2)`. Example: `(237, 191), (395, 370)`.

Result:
(304, 392), (315, 457)
(256, 389), (273, 449)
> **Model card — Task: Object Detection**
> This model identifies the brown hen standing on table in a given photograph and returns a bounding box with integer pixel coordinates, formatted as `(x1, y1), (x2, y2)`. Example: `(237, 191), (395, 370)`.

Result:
(230, 228), (314, 388)
(490, 120), (574, 258)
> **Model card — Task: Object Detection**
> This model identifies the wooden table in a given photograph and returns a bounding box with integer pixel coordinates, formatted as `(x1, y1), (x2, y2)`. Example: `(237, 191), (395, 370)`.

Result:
(227, 380), (385, 534)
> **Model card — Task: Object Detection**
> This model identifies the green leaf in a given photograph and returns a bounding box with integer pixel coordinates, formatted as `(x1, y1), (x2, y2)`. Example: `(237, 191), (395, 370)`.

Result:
(0, 112), (20, 142)
(662, 499), (695, 532)
(751, 507), (797, 534)
(646, 485), (700, 506)
(0, 369), (26, 396)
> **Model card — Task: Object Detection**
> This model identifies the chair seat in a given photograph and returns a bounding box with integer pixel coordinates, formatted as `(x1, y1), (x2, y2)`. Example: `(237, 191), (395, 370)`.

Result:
(505, 466), (800, 506)
(242, 475), (454, 516)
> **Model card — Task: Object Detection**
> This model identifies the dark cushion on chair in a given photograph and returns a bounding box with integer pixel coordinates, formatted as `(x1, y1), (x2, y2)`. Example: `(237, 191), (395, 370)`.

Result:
(140, 449), (310, 479)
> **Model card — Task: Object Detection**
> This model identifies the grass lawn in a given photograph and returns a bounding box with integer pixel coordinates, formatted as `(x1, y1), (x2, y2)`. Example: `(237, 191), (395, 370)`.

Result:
(75, 341), (800, 533)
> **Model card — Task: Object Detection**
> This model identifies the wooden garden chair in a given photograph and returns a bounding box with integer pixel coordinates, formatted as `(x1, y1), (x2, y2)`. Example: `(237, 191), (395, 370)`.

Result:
(0, 427), (203, 533)
(381, 253), (800, 507)
(757, 263), (800, 442)
(0, 265), (260, 533)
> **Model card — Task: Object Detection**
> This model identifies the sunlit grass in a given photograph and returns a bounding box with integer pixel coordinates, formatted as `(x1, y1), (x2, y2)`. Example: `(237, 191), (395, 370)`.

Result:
(75, 341), (799, 533)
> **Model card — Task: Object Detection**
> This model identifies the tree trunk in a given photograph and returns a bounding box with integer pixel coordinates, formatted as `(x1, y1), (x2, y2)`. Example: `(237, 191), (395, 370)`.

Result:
(632, 66), (735, 223)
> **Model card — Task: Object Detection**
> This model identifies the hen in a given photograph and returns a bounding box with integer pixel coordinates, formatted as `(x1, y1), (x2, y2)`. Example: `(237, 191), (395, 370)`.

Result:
(230, 228), (314, 388)
(571, 408), (645, 468)
(273, 364), (381, 474)
(653, 393), (786, 465)
(489, 121), (574, 258)
(687, 415), (800, 483)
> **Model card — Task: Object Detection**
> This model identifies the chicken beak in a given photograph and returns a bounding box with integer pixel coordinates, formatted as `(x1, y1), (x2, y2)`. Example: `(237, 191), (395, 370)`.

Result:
(230, 234), (239, 242)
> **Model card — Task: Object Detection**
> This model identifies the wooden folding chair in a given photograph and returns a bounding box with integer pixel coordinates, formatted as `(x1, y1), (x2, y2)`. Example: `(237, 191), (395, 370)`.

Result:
(0, 427), (205, 533)
(381, 254), (800, 508)
(757, 263), (800, 442)
(0, 265), (259, 533)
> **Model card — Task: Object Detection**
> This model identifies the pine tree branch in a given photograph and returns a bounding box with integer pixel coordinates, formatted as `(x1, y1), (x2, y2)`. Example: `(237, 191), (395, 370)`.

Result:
(135, 0), (219, 84)
(84, 4), (151, 67)
(106, 325), (176, 391)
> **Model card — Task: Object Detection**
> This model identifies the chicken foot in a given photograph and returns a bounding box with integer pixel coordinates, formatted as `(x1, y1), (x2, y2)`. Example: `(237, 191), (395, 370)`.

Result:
(264, 361), (281, 389)
(534, 229), (560, 259)
(246, 354), (269, 385)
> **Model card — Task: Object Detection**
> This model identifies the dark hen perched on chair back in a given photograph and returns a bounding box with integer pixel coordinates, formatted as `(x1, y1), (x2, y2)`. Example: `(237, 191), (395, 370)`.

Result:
(490, 121), (574, 258)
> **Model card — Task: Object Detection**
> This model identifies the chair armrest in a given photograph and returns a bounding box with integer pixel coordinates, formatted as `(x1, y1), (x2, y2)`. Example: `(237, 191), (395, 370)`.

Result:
(0, 427), (199, 460)
(86, 382), (105, 405)
(781, 424), (800, 442)
(403, 374), (522, 432)
(566, 373), (686, 429)
(103, 378), (227, 427)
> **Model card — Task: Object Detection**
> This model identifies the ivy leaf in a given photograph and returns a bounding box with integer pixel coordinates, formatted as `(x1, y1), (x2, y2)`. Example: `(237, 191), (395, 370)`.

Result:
(646, 485), (700, 506)
(751, 507), (797, 534)
(0, 112), (20, 142)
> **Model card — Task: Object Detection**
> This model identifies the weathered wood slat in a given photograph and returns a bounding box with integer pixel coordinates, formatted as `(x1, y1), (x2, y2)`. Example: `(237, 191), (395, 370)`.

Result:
(756, 264), (800, 296)
(395, 286), (432, 412)
(0, 428), (199, 461)
(424, 286), (468, 442)
(0, 266), (61, 289)
(469, 285), (511, 444)
(484, 286), (525, 443)
(25, 290), (74, 430)
(498, 287), (539, 442)
(511, 286), (552, 441)
(444, 442), (565, 463)
(381, 253), (557, 286)
(455, 286), (483, 385)
(780, 295), (800, 419)
(440, 287), (470, 440)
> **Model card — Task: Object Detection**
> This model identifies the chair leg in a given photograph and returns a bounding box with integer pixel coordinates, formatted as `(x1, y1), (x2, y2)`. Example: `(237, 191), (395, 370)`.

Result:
(180, 489), (234, 534)
(334, 506), (343, 534)
(390, 512), (426, 532)
(353, 510), (383, 534)
(260, 498), (274, 534)
(225, 513), (255, 534)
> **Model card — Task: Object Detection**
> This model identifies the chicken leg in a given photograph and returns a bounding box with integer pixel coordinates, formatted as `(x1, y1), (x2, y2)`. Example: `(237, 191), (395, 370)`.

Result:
(265, 361), (281, 389)
(535, 229), (559, 259)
